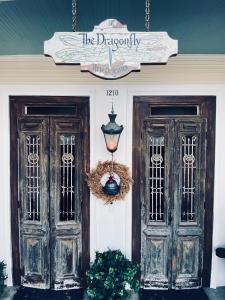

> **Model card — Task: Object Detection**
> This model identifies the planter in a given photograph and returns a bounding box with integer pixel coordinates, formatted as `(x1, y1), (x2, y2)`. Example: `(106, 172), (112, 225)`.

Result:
(216, 247), (225, 258)
(0, 279), (5, 294)
(127, 291), (140, 300)
(0, 286), (19, 300)
(83, 291), (139, 300)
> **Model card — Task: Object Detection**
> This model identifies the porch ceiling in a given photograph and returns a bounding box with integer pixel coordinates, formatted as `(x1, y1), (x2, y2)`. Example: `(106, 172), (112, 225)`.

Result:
(0, 0), (225, 55)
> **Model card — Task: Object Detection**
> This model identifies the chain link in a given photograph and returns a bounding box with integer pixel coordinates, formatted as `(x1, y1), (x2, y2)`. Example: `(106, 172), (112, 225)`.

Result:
(73, 0), (149, 32)
(72, 0), (77, 32)
(145, 0), (150, 31)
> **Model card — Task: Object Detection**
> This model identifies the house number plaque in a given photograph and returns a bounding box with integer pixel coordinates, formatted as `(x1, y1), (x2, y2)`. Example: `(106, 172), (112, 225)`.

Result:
(44, 19), (178, 79)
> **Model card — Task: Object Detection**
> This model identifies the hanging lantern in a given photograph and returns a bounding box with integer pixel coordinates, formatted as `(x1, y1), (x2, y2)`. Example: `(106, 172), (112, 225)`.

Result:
(101, 106), (123, 153)
(101, 105), (123, 196)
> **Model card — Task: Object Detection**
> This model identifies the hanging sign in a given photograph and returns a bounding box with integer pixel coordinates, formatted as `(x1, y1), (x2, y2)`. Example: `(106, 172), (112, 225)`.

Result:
(44, 19), (178, 79)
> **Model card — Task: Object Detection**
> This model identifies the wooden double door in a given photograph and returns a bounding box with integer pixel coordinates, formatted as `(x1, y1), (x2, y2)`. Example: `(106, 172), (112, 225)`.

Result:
(10, 97), (90, 289)
(132, 96), (216, 289)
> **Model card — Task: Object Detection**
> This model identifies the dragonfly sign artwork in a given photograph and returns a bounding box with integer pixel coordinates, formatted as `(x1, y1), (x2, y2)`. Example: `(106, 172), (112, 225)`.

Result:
(44, 19), (178, 79)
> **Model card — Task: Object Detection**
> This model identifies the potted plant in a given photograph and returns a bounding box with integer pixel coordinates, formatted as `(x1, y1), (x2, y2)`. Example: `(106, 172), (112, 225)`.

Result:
(0, 261), (7, 294)
(87, 249), (139, 300)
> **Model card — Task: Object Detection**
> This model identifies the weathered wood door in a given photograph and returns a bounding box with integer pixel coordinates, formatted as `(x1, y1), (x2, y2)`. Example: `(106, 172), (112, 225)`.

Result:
(18, 117), (84, 289)
(12, 97), (90, 290)
(50, 118), (83, 290)
(19, 118), (50, 289)
(132, 97), (216, 289)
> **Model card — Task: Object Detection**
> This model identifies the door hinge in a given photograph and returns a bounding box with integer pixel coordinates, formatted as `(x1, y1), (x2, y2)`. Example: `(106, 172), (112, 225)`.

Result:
(21, 266), (25, 276)
(168, 210), (173, 225)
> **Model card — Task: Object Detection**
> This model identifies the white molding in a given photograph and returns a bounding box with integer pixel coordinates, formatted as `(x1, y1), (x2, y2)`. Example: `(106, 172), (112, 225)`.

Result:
(0, 54), (225, 84)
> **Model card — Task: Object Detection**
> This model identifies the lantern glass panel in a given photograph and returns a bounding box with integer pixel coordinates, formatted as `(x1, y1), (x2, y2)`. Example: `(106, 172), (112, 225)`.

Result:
(104, 133), (120, 153)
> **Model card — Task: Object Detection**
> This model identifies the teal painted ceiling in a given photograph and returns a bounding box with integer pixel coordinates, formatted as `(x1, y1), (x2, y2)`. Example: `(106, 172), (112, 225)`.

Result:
(0, 0), (225, 55)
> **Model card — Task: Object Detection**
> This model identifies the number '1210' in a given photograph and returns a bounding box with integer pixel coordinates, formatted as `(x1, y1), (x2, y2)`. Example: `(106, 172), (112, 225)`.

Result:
(106, 90), (119, 97)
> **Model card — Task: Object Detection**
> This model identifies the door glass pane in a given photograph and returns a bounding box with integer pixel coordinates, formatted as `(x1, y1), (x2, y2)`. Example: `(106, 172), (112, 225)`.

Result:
(150, 106), (198, 116)
(149, 136), (165, 222)
(181, 135), (197, 222)
(26, 135), (41, 221)
(60, 135), (76, 221)
(25, 106), (76, 115)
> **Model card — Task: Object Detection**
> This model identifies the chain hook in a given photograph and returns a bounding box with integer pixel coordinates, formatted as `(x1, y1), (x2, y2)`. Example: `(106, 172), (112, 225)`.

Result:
(145, 0), (150, 32)
(72, 0), (77, 32)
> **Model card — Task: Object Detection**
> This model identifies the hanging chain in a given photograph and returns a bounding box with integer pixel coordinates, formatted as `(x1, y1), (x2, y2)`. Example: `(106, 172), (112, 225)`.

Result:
(145, 0), (150, 31)
(110, 100), (114, 177)
(111, 153), (114, 177)
(72, 0), (77, 32)
(73, 0), (149, 32)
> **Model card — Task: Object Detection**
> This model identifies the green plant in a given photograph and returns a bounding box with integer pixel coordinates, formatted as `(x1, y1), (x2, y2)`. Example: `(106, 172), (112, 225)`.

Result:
(87, 249), (140, 300)
(0, 261), (7, 293)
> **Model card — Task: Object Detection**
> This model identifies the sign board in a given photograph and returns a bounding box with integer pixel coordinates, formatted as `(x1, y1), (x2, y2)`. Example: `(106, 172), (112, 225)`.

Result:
(44, 19), (178, 79)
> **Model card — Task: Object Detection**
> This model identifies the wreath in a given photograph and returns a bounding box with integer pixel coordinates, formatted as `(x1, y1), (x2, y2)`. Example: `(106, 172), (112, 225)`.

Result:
(87, 161), (133, 204)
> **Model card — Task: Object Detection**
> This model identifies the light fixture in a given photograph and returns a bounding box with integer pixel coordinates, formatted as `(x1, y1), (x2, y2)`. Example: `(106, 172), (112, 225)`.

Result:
(101, 105), (123, 196)
(101, 105), (123, 153)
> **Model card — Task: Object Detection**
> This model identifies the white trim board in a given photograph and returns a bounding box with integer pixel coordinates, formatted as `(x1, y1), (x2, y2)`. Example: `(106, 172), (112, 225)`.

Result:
(0, 54), (225, 84)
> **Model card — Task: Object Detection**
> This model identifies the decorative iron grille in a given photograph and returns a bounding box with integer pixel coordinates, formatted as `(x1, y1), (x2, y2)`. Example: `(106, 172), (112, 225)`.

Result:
(60, 135), (76, 221)
(181, 135), (197, 222)
(149, 136), (165, 222)
(26, 135), (41, 221)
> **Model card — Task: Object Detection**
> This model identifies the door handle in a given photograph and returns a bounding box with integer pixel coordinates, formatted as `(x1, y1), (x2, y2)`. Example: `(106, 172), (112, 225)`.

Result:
(168, 211), (173, 225)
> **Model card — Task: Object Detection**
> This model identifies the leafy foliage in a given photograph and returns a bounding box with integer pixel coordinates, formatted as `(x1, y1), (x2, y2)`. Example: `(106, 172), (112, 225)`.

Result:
(0, 261), (7, 293)
(87, 250), (139, 300)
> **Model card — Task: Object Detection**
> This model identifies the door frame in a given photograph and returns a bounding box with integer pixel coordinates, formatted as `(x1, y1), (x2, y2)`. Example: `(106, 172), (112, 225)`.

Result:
(10, 96), (90, 286)
(132, 96), (216, 287)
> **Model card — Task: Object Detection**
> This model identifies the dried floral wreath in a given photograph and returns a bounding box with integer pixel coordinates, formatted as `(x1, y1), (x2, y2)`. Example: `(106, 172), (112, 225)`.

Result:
(87, 161), (133, 204)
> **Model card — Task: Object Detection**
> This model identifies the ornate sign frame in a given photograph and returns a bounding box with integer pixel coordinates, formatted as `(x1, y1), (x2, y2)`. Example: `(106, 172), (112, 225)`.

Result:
(44, 19), (178, 79)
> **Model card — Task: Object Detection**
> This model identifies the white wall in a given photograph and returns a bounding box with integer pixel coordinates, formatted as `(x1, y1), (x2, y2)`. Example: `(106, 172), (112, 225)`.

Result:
(0, 84), (225, 288)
